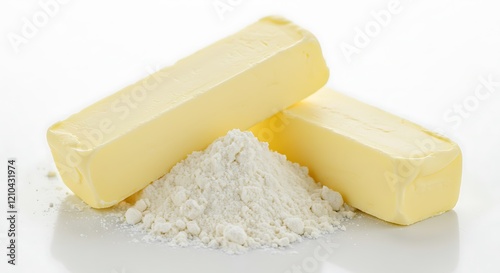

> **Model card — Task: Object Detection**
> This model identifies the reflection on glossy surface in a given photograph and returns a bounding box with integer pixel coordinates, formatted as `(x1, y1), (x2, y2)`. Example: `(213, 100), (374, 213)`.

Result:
(51, 195), (307, 273)
(51, 195), (459, 273)
(327, 211), (459, 273)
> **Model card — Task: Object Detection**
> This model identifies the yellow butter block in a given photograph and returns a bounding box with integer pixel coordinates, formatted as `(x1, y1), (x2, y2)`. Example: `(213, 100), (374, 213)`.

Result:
(47, 16), (329, 208)
(251, 87), (462, 225)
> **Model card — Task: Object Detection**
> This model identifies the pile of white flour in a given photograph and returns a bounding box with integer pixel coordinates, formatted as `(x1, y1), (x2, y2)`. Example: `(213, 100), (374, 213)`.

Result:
(122, 129), (353, 253)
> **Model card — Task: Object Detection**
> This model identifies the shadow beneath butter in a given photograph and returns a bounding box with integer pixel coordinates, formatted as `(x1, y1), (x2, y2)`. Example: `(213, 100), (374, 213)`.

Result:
(326, 210), (460, 273)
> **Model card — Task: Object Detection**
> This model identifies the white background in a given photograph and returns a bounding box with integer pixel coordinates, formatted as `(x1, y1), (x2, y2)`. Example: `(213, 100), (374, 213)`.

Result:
(1, 0), (500, 272)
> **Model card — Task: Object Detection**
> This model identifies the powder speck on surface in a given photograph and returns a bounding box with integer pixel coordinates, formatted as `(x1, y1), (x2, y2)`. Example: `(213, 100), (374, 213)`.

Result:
(123, 129), (353, 253)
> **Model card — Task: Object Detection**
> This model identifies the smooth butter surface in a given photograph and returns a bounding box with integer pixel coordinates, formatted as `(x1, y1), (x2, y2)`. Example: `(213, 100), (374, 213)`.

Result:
(251, 87), (462, 225)
(47, 16), (329, 208)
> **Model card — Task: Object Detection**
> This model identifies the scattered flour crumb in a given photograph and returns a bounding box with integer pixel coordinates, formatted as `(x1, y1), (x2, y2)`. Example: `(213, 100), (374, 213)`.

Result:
(133, 199), (148, 212)
(223, 225), (247, 245)
(125, 208), (142, 225)
(321, 186), (344, 211)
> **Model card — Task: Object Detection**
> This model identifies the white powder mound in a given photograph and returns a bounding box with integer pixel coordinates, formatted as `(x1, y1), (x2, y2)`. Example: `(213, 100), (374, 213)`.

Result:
(123, 129), (354, 253)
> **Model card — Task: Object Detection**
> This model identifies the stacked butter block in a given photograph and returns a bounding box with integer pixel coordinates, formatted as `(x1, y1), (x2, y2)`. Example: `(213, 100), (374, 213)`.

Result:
(47, 16), (461, 225)
(251, 88), (462, 225)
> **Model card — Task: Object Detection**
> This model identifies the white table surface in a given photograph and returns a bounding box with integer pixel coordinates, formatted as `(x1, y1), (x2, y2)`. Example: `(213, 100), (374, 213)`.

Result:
(1, 0), (499, 272)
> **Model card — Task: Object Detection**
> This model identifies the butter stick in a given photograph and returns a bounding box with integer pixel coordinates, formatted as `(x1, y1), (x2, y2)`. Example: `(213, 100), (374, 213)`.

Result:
(47, 17), (329, 208)
(251, 87), (462, 225)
